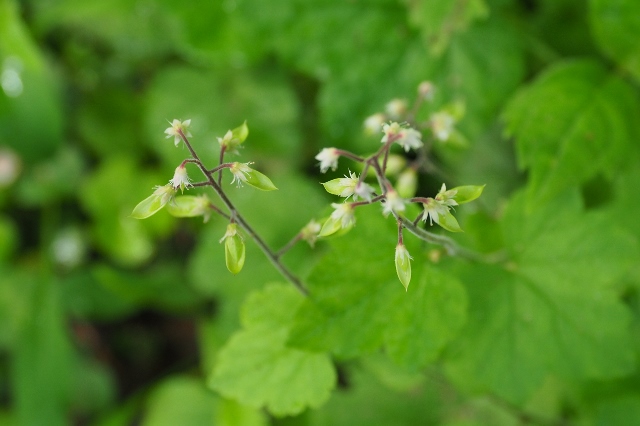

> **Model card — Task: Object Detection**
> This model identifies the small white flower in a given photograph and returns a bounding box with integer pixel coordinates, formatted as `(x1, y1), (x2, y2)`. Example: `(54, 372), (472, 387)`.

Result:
(300, 219), (322, 247)
(417, 81), (435, 100)
(330, 203), (356, 229)
(422, 197), (449, 225)
(219, 222), (241, 243)
(382, 190), (405, 217)
(315, 148), (340, 173)
(335, 171), (359, 198)
(435, 183), (458, 207)
(169, 165), (192, 193)
(396, 127), (423, 152)
(385, 99), (407, 120)
(430, 112), (454, 141)
(217, 130), (233, 147)
(229, 162), (253, 187)
(381, 123), (423, 152)
(164, 119), (192, 146)
(363, 113), (385, 135)
(354, 181), (374, 202)
(381, 122), (402, 144)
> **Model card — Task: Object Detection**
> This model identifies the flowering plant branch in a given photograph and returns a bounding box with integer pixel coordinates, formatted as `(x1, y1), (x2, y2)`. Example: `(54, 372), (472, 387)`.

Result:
(131, 81), (492, 295)
(132, 120), (310, 296)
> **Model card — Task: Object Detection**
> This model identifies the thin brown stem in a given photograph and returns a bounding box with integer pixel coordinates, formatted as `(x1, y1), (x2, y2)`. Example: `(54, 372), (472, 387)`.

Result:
(276, 233), (302, 259)
(177, 130), (309, 296)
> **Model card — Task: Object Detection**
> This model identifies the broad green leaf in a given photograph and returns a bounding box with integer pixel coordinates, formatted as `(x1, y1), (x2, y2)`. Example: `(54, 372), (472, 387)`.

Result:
(503, 59), (640, 205)
(309, 366), (443, 426)
(143, 376), (215, 426)
(209, 285), (336, 416)
(595, 395), (640, 426)
(385, 265), (467, 369)
(289, 210), (467, 369)
(590, 0), (640, 84)
(446, 190), (638, 403)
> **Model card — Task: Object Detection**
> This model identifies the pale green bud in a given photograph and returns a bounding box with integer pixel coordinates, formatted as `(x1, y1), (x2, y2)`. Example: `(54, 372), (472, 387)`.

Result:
(218, 121), (249, 154)
(220, 223), (245, 274)
(395, 244), (412, 291)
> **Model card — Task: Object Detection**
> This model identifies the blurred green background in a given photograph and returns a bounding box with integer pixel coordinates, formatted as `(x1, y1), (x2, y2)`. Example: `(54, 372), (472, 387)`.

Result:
(1, 0), (640, 425)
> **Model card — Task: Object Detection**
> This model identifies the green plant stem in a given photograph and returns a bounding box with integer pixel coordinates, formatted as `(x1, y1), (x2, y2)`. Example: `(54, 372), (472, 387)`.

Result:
(369, 156), (503, 264)
(178, 130), (309, 296)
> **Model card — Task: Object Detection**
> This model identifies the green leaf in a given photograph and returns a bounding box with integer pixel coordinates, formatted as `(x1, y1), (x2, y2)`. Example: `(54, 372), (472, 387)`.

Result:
(231, 120), (249, 144)
(590, 0), (640, 84)
(446, 190), (638, 403)
(130, 193), (165, 219)
(289, 210), (467, 369)
(142, 376), (216, 426)
(503, 59), (640, 205)
(438, 210), (463, 233)
(322, 178), (348, 196)
(595, 395), (640, 426)
(385, 265), (467, 370)
(209, 284), (336, 416)
(452, 185), (485, 204)
(244, 169), (277, 191)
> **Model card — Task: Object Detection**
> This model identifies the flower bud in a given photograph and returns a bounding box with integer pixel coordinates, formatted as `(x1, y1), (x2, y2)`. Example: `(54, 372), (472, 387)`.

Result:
(300, 220), (322, 247)
(395, 244), (412, 291)
(220, 223), (245, 274)
(218, 121), (249, 154)
(385, 99), (408, 120)
(363, 113), (385, 135)
(319, 203), (355, 237)
(315, 148), (340, 173)
(417, 81), (435, 100)
(382, 190), (405, 217)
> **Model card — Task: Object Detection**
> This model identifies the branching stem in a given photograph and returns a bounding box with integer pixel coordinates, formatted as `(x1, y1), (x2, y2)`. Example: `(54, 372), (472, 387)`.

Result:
(178, 130), (309, 296)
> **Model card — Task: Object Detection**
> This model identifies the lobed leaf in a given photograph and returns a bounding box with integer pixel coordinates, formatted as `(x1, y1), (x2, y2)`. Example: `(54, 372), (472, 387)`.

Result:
(446, 190), (638, 403)
(209, 285), (336, 416)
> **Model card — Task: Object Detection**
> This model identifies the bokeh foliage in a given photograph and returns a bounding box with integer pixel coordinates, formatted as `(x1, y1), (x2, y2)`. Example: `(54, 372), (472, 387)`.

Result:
(1, 0), (640, 425)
